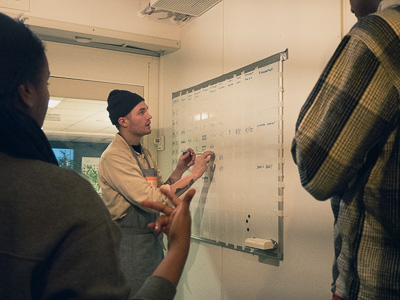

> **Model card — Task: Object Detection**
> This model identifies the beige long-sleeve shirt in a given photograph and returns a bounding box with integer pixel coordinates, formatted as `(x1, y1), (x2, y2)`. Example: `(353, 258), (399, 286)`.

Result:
(98, 133), (172, 220)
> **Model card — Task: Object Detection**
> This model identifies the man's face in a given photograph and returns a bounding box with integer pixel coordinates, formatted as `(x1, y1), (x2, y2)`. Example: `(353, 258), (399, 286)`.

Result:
(350, 0), (381, 19)
(125, 101), (152, 138)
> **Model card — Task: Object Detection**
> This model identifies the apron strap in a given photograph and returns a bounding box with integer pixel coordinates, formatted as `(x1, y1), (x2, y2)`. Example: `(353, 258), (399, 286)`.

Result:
(130, 147), (153, 177)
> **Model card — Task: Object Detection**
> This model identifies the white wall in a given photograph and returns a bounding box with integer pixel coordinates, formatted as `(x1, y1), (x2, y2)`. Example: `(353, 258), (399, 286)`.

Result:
(159, 1), (356, 299)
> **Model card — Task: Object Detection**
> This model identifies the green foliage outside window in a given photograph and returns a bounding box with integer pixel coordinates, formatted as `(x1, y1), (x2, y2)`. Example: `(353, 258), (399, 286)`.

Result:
(81, 164), (101, 195)
(55, 150), (74, 169)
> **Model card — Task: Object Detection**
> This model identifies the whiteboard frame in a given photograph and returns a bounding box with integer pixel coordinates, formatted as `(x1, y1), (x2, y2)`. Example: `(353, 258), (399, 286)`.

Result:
(172, 49), (288, 260)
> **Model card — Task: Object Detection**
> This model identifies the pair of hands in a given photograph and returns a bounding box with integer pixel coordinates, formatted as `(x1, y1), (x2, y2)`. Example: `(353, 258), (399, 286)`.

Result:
(150, 148), (213, 240)
(142, 188), (196, 286)
(176, 148), (215, 180)
(142, 188), (195, 249)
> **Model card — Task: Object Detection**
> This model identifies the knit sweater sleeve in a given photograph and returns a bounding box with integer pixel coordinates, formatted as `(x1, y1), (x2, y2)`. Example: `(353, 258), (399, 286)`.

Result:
(291, 16), (399, 200)
(133, 276), (176, 300)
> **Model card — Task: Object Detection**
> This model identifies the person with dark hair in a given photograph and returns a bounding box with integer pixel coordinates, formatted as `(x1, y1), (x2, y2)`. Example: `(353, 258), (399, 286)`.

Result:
(98, 89), (214, 297)
(0, 12), (195, 300)
(292, 0), (400, 299)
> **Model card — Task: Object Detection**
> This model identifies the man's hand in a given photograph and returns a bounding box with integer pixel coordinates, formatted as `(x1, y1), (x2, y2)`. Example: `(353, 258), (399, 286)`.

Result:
(165, 148), (195, 185)
(191, 151), (215, 180)
(141, 188), (195, 286)
(142, 188), (195, 247)
(176, 148), (196, 172)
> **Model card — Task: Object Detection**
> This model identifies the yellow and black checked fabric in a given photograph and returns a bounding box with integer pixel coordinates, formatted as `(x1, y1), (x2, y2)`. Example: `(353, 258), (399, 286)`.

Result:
(292, 6), (400, 300)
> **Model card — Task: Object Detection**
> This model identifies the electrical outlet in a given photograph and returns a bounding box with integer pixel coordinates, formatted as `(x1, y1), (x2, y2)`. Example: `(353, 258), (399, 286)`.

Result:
(0, 0), (30, 11)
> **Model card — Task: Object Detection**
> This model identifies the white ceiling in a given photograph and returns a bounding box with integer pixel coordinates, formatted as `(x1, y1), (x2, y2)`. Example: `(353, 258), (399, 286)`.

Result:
(43, 97), (117, 144)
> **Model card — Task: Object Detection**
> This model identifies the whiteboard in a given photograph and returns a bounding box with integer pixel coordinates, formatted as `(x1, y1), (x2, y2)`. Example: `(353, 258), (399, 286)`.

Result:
(171, 50), (287, 258)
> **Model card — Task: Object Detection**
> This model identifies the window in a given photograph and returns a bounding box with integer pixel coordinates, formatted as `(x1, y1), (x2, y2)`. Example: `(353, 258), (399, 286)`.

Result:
(52, 148), (74, 169)
(43, 77), (144, 195)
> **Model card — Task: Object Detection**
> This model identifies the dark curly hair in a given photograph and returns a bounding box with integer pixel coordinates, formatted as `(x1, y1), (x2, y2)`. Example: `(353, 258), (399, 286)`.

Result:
(0, 13), (46, 107)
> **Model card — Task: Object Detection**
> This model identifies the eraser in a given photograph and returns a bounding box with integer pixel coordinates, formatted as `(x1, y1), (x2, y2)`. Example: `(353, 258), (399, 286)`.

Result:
(245, 238), (275, 250)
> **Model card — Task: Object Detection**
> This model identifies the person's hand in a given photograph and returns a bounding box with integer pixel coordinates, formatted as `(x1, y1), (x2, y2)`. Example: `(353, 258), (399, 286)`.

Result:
(142, 188), (195, 249)
(191, 151), (214, 180)
(175, 148), (195, 173)
(142, 189), (195, 286)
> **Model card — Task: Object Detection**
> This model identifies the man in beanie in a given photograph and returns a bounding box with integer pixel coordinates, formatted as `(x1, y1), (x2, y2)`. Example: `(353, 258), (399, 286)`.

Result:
(98, 89), (214, 297)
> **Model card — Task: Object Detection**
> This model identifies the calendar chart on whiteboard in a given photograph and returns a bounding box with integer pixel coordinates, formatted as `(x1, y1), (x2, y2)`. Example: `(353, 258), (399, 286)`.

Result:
(171, 50), (287, 258)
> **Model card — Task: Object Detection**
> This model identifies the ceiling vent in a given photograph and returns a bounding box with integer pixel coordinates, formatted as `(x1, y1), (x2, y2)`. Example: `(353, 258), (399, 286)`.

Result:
(141, 0), (221, 23)
(148, 0), (222, 17)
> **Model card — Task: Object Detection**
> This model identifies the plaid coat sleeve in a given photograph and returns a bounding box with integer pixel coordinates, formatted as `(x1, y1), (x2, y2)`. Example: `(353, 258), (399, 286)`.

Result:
(291, 11), (400, 200)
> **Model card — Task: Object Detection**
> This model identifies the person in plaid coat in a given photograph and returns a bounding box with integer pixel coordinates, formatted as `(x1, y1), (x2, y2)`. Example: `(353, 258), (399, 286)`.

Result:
(292, 0), (400, 299)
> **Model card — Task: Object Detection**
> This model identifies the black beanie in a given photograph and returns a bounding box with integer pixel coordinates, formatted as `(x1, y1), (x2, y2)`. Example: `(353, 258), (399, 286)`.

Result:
(107, 90), (144, 125)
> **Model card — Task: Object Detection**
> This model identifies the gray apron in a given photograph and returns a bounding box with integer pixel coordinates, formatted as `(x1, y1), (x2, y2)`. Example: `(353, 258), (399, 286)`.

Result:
(117, 148), (164, 298)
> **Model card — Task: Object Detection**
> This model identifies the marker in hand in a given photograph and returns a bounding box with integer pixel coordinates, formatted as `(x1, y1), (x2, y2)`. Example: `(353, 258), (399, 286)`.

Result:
(183, 151), (205, 156)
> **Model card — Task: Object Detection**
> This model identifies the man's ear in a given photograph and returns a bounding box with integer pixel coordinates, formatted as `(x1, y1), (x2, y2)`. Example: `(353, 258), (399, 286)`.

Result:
(18, 82), (35, 108)
(118, 117), (128, 128)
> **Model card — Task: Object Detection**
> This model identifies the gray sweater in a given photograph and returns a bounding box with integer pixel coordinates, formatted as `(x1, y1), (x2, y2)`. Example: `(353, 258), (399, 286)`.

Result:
(0, 153), (175, 300)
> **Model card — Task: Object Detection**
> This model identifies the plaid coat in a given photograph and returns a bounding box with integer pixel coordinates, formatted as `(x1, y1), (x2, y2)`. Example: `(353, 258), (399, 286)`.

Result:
(292, 6), (400, 300)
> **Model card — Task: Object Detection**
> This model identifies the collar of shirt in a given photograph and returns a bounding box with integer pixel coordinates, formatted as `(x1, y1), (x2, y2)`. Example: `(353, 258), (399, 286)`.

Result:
(132, 144), (142, 154)
(378, 0), (400, 11)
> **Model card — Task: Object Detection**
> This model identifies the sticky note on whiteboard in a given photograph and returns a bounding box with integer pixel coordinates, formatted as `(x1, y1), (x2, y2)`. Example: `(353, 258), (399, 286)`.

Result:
(245, 238), (275, 250)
